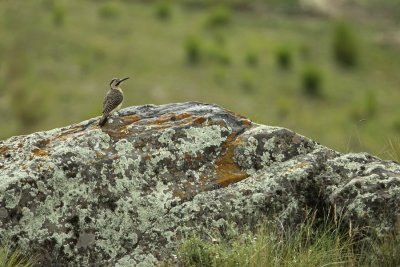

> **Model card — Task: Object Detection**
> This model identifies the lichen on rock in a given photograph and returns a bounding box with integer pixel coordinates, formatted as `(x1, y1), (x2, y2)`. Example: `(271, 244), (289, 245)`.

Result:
(0, 102), (399, 266)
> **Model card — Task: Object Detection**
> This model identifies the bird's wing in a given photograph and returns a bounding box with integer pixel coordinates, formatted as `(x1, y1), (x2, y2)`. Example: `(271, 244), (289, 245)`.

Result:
(102, 90), (123, 114)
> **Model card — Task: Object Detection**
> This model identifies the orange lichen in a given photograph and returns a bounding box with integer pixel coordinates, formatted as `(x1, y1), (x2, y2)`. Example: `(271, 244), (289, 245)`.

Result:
(32, 148), (49, 157)
(241, 118), (251, 126)
(215, 133), (249, 187)
(194, 117), (207, 125)
(154, 114), (174, 125)
(174, 112), (192, 121)
(121, 115), (141, 124)
(223, 108), (249, 120)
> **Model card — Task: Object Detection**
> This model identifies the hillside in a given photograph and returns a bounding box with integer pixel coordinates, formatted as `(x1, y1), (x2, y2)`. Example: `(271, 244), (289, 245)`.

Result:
(0, 0), (400, 157)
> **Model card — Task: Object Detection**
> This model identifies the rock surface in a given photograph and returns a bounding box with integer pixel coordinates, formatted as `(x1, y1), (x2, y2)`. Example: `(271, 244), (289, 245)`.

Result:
(0, 102), (399, 266)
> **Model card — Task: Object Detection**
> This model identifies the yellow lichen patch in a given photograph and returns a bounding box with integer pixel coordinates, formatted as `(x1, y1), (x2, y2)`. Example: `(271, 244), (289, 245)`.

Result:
(216, 133), (249, 187)
(294, 162), (310, 170)
(172, 190), (187, 199)
(32, 148), (49, 157)
(0, 145), (9, 156)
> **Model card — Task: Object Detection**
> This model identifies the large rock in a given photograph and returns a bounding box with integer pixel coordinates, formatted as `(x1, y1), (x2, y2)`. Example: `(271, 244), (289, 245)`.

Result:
(0, 102), (399, 266)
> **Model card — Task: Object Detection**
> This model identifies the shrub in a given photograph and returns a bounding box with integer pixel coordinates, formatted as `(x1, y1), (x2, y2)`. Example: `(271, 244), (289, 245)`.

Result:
(276, 46), (292, 69)
(205, 5), (232, 28)
(98, 3), (119, 20)
(301, 66), (323, 97)
(155, 1), (172, 20)
(52, 4), (65, 27)
(333, 22), (358, 67)
(184, 36), (202, 64)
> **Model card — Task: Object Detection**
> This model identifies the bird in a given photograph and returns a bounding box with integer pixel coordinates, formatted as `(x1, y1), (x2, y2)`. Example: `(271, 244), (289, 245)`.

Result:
(98, 77), (129, 126)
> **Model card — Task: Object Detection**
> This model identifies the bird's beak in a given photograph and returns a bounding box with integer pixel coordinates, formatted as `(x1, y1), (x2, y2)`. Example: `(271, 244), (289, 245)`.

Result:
(119, 77), (129, 83)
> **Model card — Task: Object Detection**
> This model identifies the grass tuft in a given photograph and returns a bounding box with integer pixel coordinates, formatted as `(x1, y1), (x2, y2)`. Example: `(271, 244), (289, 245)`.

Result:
(0, 243), (36, 267)
(177, 213), (400, 267)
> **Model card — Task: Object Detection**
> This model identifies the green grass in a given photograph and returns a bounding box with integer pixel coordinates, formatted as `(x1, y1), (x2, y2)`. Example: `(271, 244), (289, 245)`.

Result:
(0, 243), (36, 267)
(0, 1), (400, 158)
(176, 217), (400, 267)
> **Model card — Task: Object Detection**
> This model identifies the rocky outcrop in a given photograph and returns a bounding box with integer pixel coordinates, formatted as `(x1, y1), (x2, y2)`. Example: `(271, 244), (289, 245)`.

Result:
(0, 102), (399, 266)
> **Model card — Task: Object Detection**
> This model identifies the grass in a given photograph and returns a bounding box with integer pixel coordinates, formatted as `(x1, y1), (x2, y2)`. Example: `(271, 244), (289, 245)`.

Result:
(0, 243), (36, 267)
(176, 215), (400, 267)
(0, 1), (400, 159)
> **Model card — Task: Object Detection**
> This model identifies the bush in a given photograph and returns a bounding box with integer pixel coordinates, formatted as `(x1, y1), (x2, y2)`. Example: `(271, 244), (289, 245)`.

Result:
(52, 4), (65, 27)
(98, 3), (119, 20)
(301, 66), (323, 97)
(155, 1), (172, 20)
(205, 5), (232, 28)
(184, 36), (202, 64)
(333, 22), (358, 67)
(276, 47), (292, 69)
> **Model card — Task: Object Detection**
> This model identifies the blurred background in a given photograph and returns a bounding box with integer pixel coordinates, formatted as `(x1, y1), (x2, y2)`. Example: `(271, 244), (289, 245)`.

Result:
(0, 0), (400, 158)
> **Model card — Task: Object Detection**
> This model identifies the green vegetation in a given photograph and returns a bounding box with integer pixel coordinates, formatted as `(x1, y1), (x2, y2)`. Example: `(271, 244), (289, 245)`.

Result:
(155, 1), (172, 20)
(177, 217), (400, 266)
(333, 22), (359, 67)
(0, 0), (400, 158)
(276, 46), (292, 70)
(0, 243), (36, 267)
(184, 36), (203, 64)
(205, 5), (232, 28)
(301, 65), (323, 97)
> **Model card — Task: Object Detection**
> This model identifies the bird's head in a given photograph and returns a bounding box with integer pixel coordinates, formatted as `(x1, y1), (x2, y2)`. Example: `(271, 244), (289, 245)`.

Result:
(109, 77), (129, 89)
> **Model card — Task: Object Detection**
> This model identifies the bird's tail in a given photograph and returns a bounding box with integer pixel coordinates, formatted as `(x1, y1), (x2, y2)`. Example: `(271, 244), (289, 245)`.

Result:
(98, 115), (108, 126)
